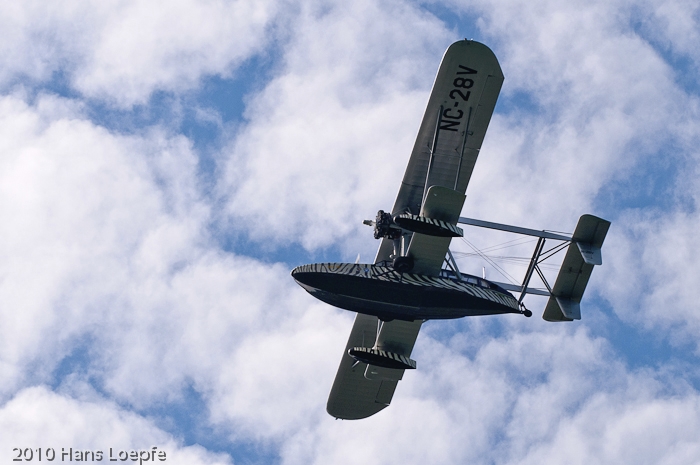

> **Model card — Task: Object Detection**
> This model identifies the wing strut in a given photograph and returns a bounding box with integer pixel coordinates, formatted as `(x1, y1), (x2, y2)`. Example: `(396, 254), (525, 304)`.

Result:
(458, 215), (572, 301)
(518, 237), (547, 304)
(423, 106), (444, 206)
(445, 248), (464, 281)
(455, 106), (474, 190)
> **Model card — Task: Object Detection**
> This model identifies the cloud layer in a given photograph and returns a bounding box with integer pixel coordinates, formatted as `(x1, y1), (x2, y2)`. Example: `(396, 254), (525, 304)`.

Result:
(0, 0), (280, 106)
(3, 0), (700, 464)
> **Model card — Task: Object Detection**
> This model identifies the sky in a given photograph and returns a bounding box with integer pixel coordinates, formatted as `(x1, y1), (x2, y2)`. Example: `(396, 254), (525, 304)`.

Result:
(2, 0), (700, 463)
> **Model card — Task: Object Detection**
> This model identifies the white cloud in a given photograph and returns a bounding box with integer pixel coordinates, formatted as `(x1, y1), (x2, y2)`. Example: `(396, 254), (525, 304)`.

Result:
(74, 0), (281, 106)
(0, 386), (233, 465)
(601, 207), (700, 350)
(275, 326), (700, 465)
(0, 90), (344, 416)
(509, 393), (700, 465)
(0, 89), (351, 448)
(634, 0), (700, 72)
(4, 1), (700, 464)
(0, 0), (281, 107)
(454, 0), (691, 225)
(0, 91), (209, 396)
(220, 0), (453, 253)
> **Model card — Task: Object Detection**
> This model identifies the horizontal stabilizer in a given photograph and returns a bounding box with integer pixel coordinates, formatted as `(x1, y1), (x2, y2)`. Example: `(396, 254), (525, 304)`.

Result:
(543, 215), (610, 322)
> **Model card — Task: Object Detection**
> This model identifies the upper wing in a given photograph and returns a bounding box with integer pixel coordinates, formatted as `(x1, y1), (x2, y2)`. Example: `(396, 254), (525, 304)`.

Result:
(377, 40), (504, 264)
(328, 40), (503, 419)
(394, 40), (503, 215)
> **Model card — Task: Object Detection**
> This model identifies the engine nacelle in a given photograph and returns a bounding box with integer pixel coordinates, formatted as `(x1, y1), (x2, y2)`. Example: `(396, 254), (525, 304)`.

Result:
(372, 210), (402, 240)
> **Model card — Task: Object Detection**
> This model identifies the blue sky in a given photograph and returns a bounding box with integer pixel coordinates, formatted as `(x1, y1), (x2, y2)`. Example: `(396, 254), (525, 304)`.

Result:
(2, 1), (700, 464)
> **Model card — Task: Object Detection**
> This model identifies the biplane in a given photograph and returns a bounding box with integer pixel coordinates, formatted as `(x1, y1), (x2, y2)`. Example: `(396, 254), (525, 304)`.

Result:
(291, 40), (610, 420)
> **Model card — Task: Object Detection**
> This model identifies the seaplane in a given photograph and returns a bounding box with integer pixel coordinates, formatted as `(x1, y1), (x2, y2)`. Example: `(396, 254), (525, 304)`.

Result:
(291, 40), (610, 420)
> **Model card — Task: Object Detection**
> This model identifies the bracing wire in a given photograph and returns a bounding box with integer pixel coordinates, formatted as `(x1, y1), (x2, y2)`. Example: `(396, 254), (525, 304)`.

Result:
(460, 236), (520, 285)
(451, 224), (574, 289)
(451, 252), (561, 270)
(466, 236), (537, 254)
(452, 234), (560, 271)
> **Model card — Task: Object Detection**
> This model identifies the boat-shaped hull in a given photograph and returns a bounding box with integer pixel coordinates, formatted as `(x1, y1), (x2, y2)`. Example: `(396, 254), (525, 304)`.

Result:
(291, 263), (519, 321)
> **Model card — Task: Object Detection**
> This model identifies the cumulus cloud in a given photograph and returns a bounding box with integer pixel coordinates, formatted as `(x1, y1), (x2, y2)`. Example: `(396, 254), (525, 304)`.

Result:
(601, 207), (700, 349)
(274, 326), (700, 465)
(634, 0), (700, 73)
(0, 386), (232, 465)
(4, 0), (700, 464)
(0, 91), (344, 421)
(0, 87), (349, 453)
(0, 92), (207, 397)
(220, 0), (453, 253)
(454, 0), (692, 225)
(0, 0), (281, 106)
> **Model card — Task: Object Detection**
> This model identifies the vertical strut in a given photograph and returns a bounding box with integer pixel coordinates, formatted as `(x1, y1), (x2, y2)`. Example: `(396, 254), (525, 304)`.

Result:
(454, 106), (473, 191)
(446, 249), (463, 281)
(423, 106), (444, 205)
(534, 265), (553, 294)
(519, 237), (546, 304)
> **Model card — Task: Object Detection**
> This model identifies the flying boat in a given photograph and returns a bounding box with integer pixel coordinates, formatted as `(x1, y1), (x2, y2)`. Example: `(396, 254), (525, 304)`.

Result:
(291, 40), (610, 420)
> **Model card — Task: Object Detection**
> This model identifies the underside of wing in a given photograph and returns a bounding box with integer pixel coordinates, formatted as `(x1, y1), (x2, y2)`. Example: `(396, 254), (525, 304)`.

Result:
(393, 40), (503, 218)
(327, 314), (422, 420)
(376, 40), (504, 264)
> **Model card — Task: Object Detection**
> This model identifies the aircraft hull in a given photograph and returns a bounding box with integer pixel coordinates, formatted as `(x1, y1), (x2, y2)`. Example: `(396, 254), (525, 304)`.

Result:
(291, 263), (519, 321)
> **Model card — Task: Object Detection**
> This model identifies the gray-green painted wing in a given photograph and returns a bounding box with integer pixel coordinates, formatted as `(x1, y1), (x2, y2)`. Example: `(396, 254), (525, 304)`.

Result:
(376, 40), (504, 264)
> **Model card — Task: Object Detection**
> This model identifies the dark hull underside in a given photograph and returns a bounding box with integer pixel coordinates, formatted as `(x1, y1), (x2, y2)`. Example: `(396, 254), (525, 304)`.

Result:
(291, 263), (520, 321)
